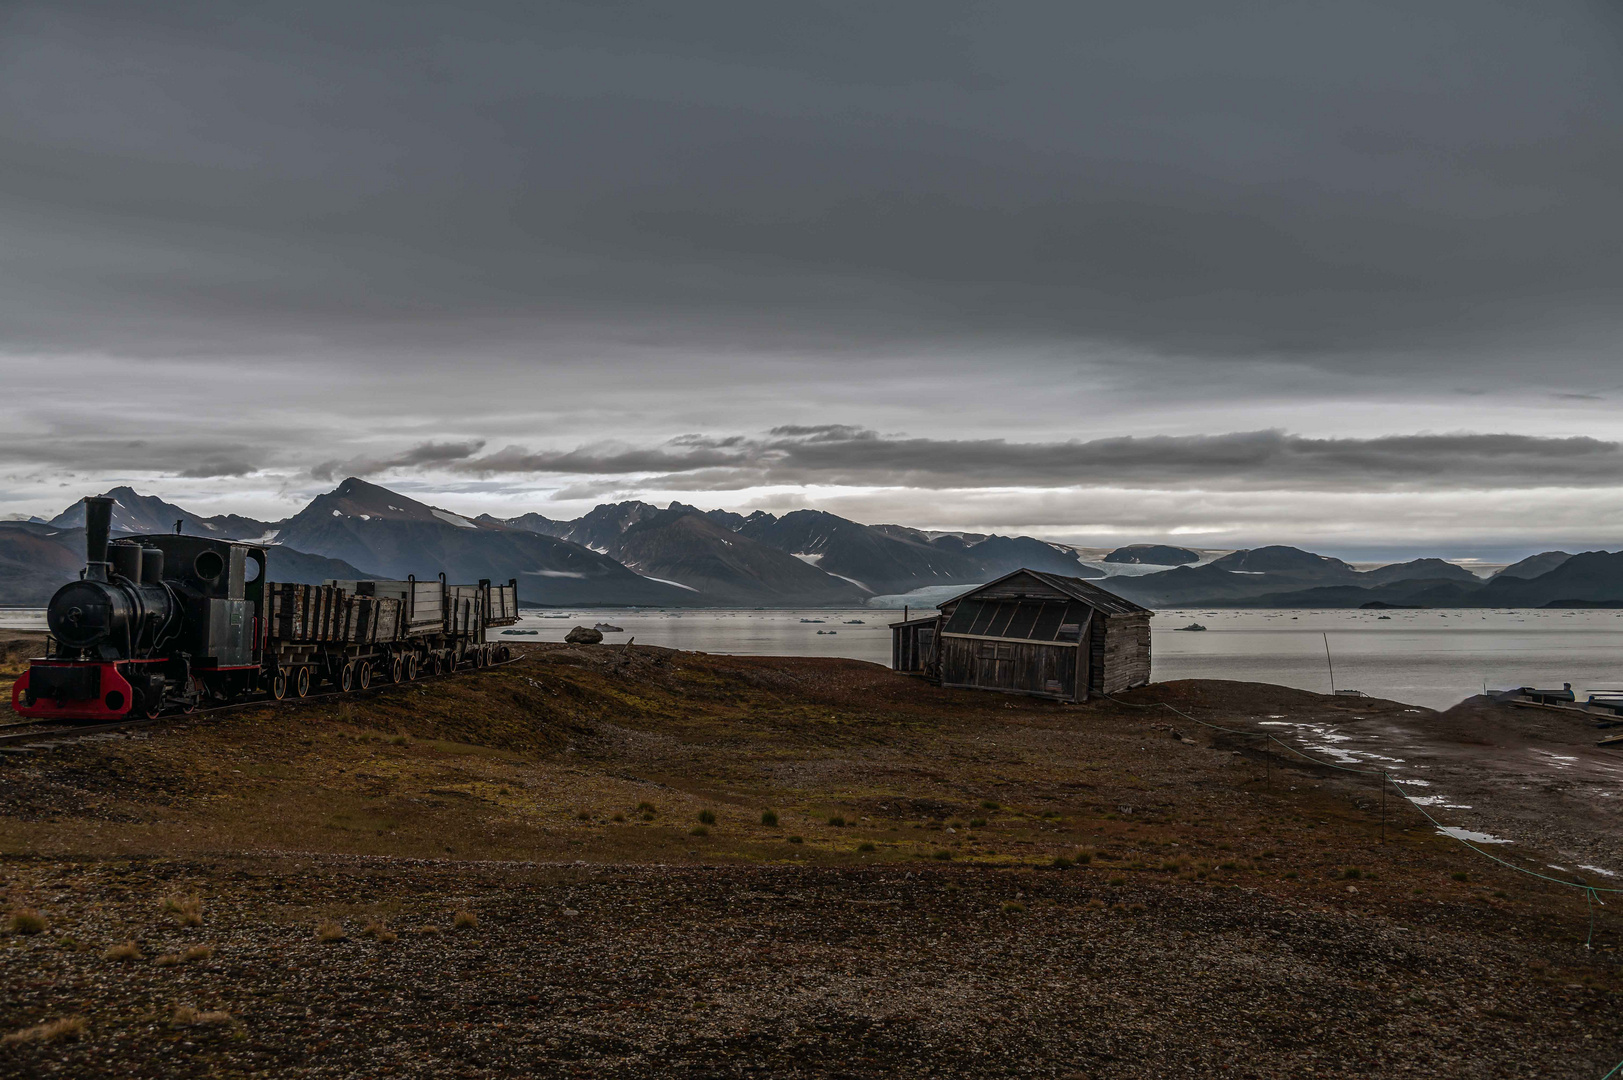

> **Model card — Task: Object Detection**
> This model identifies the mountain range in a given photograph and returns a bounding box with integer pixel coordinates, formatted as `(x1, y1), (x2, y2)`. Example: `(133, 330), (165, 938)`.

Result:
(0, 481), (1616, 610)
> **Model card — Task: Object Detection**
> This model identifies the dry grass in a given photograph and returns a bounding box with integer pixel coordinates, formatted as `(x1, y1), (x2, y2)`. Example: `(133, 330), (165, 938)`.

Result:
(155, 952), (181, 967)
(1, 1016), (85, 1046)
(452, 909), (478, 930)
(315, 919), (346, 943)
(183, 945), (214, 962)
(419, 924), (443, 935)
(171, 1006), (231, 1026)
(6, 908), (46, 935)
(362, 919), (398, 944)
(102, 941), (141, 962)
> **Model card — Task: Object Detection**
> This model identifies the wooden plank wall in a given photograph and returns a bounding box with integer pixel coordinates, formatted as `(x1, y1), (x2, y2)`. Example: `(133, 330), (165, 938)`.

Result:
(939, 636), (1077, 699)
(1100, 613), (1152, 693)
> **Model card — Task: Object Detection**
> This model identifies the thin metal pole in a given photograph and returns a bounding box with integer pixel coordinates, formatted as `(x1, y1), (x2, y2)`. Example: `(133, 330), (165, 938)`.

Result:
(1323, 632), (1335, 694)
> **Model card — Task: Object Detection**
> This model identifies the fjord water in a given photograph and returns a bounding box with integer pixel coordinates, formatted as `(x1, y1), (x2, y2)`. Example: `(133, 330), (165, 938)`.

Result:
(8, 607), (1623, 711)
(501, 607), (1623, 710)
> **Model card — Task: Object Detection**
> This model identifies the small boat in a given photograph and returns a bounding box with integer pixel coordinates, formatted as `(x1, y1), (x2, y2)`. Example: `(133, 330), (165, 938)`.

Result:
(1173, 622), (1207, 632)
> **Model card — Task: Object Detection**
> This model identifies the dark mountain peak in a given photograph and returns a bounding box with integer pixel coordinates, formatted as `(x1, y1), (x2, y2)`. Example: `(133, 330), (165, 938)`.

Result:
(1360, 558), (1480, 586)
(1492, 550), (1575, 580)
(298, 477), (484, 529)
(51, 486), (272, 540)
(1103, 544), (1201, 566)
(704, 508), (748, 531)
(1209, 546), (1352, 573)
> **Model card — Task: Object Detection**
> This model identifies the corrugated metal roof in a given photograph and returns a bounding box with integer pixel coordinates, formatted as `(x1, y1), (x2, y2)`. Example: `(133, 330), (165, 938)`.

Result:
(938, 568), (1150, 616)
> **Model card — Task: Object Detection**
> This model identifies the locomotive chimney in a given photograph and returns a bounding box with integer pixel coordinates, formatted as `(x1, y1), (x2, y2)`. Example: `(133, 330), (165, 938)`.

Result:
(83, 496), (113, 582)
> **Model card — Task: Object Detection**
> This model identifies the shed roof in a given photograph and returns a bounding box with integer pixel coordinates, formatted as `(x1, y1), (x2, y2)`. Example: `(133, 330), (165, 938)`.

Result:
(939, 568), (1150, 616)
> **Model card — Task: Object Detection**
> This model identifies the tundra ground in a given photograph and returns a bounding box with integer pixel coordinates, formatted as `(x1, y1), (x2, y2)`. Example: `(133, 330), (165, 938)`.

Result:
(0, 633), (1617, 1078)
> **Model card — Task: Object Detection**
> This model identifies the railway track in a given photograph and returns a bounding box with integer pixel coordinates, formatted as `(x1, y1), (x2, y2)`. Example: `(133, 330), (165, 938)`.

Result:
(0, 650), (528, 751)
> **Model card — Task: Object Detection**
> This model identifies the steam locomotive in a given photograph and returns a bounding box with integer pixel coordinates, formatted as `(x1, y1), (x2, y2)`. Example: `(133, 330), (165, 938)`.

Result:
(10, 496), (519, 721)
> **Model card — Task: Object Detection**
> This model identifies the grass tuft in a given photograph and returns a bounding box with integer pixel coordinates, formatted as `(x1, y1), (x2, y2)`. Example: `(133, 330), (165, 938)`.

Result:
(103, 941), (141, 962)
(827, 815), (846, 827)
(453, 909), (478, 930)
(1074, 850), (1093, 864)
(315, 919), (346, 943)
(183, 945), (214, 962)
(155, 953), (181, 967)
(697, 809), (716, 825)
(1002, 901), (1026, 913)
(1341, 867), (1362, 880)
(636, 801), (656, 814)
(1052, 856), (1074, 870)
(857, 842), (877, 853)
(163, 895), (204, 927)
(2, 1017), (85, 1046)
(1452, 871), (1470, 882)
(787, 835), (804, 844)
(932, 850), (953, 861)
(968, 818), (987, 828)
(7, 909), (46, 935)
(172, 1006), (231, 1026)
(690, 825), (709, 837)
(760, 810), (779, 827)
(980, 800), (999, 810)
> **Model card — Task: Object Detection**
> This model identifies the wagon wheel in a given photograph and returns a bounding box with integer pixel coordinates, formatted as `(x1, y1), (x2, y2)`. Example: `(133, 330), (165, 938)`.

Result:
(390, 656), (404, 683)
(271, 671), (288, 701)
(295, 668), (311, 698)
(497, 646), (511, 663)
(358, 663), (371, 691)
(432, 654), (445, 676)
(406, 655), (419, 681)
(339, 663), (355, 693)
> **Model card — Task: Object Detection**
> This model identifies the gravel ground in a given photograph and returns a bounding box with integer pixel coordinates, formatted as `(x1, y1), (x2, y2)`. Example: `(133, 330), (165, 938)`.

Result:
(1, 856), (1616, 1080)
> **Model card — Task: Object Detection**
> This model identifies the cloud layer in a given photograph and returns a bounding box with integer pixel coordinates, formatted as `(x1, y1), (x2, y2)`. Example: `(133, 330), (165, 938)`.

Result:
(1, 2), (1621, 554)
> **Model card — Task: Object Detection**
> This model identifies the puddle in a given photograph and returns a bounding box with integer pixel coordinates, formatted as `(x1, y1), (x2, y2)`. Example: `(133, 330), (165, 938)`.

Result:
(1436, 827), (1512, 844)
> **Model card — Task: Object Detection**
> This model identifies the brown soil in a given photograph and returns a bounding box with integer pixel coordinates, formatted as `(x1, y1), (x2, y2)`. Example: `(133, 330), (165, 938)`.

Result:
(0, 634), (1617, 1078)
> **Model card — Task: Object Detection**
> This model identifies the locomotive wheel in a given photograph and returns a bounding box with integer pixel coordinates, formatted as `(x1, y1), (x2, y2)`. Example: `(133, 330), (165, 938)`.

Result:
(358, 663), (371, 691)
(271, 672), (288, 701)
(406, 655), (420, 681)
(339, 664), (355, 693)
(432, 654), (445, 676)
(390, 656), (404, 683)
(295, 668), (311, 698)
(139, 690), (164, 720)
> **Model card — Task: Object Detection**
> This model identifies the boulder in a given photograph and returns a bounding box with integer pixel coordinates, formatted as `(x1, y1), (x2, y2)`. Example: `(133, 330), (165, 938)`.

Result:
(564, 626), (604, 645)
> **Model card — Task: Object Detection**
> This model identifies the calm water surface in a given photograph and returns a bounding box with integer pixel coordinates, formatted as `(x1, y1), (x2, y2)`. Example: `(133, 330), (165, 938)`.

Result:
(7, 606), (1622, 710)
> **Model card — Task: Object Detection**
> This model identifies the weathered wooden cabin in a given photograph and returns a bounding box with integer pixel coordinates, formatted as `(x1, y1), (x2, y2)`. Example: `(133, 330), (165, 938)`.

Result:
(889, 569), (1151, 701)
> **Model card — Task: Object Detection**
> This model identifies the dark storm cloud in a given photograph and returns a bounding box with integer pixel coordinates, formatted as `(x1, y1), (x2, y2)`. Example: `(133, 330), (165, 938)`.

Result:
(311, 440), (487, 481)
(451, 428), (1623, 492)
(0, 0), (1620, 374)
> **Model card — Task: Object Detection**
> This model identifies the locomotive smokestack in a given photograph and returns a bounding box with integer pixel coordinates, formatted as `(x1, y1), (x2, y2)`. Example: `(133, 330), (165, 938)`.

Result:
(83, 496), (113, 582)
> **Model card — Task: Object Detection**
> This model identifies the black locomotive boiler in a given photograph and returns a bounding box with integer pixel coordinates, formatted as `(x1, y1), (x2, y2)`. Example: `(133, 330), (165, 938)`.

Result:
(11, 496), (518, 721)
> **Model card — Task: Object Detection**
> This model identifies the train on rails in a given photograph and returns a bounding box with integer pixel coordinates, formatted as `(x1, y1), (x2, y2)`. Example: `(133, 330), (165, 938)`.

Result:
(9, 496), (519, 721)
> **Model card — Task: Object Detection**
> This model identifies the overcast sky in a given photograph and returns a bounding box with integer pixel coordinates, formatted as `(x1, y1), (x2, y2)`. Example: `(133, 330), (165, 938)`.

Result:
(3, 1), (1622, 559)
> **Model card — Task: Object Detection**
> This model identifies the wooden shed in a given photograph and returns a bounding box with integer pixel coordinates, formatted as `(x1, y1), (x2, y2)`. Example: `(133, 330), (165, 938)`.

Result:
(890, 569), (1151, 701)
